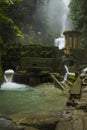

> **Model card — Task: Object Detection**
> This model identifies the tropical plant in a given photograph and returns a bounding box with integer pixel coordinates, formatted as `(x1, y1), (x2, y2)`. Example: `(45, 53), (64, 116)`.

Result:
(69, 0), (87, 47)
(0, 0), (24, 43)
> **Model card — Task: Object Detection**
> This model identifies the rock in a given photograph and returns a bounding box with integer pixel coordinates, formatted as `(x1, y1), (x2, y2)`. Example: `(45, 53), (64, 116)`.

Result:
(72, 117), (83, 130)
(24, 126), (39, 130)
(83, 116), (87, 130)
(0, 117), (24, 130)
(55, 120), (72, 130)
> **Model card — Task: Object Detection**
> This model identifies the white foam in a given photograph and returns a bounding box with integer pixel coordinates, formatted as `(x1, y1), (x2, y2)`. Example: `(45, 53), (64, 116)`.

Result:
(0, 82), (28, 91)
(80, 67), (87, 76)
(64, 65), (75, 81)
(54, 36), (65, 50)
(5, 69), (14, 74)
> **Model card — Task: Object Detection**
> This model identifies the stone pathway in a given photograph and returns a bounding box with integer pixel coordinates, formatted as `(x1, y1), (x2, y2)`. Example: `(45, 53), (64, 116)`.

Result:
(56, 85), (87, 130)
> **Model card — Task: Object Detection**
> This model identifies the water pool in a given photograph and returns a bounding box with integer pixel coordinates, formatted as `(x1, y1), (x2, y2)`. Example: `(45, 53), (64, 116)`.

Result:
(0, 83), (69, 119)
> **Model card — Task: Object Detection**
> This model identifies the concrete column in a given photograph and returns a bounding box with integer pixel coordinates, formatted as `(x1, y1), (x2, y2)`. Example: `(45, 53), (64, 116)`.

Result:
(64, 33), (70, 54)
(63, 30), (80, 52)
(77, 35), (80, 48)
(73, 34), (77, 48)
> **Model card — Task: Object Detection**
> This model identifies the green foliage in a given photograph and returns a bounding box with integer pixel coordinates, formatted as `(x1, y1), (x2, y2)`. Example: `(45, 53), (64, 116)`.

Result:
(2, 43), (21, 70)
(69, 0), (87, 47)
(0, 0), (57, 44)
(0, 0), (24, 43)
(0, 0), (23, 5)
(2, 43), (62, 71)
(20, 44), (59, 58)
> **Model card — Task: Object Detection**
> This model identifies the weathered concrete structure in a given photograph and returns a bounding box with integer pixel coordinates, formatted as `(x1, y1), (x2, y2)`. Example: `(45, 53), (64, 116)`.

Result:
(1, 30), (87, 86)
(1, 44), (64, 86)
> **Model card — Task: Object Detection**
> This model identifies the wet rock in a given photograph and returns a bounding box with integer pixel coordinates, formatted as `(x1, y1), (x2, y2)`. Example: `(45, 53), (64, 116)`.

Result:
(55, 120), (73, 130)
(9, 112), (61, 130)
(55, 110), (73, 130)
(24, 126), (39, 130)
(55, 107), (86, 130)
(0, 117), (24, 130)
(83, 116), (87, 130)
(62, 111), (72, 120)
(72, 117), (83, 130)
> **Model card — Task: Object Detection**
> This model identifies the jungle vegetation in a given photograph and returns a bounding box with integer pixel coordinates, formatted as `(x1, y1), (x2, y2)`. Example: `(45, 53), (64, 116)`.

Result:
(69, 0), (87, 47)
(0, 0), (24, 43)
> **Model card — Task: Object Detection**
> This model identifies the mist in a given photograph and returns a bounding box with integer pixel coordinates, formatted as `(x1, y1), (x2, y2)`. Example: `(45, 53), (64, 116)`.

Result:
(36, 0), (73, 35)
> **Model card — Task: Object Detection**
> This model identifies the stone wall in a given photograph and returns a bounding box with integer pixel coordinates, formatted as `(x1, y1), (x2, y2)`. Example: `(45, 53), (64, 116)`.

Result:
(1, 44), (87, 85)
(2, 44), (64, 72)
(1, 44), (64, 85)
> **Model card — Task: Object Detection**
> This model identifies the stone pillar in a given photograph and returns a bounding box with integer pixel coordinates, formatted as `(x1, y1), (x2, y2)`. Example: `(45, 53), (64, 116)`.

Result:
(63, 30), (80, 54)
(73, 33), (77, 48)
(77, 33), (80, 48)
(64, 33), (70, 54)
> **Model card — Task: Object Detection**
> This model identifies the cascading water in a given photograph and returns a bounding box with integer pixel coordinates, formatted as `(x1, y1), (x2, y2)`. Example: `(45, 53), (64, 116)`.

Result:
(64, 65), (69, 81)
(0, 69), (28, 90)
(36, 0), (73, 49)
(64, 65), (75, 81)
(80, 67), (87, 76)
(36, 0), (72, 34)
(4, 69), (14, 82)
(54, 35), (65, 50)
(61, 0), (72, 33)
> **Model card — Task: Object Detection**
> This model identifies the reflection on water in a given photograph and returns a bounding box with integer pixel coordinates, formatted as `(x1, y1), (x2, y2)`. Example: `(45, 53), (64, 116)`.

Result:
(0, 83), (69, 116)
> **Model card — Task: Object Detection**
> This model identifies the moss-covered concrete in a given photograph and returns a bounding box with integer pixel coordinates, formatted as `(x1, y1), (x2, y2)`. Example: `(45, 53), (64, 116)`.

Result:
(1, 44), (64, 85)
(1, 43), (87, 86)
(2, 43), (64, 72)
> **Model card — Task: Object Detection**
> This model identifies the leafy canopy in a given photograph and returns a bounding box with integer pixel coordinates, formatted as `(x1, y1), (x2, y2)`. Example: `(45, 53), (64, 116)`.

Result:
(0, 0), (24, 43)
(69, 0), (87, 47)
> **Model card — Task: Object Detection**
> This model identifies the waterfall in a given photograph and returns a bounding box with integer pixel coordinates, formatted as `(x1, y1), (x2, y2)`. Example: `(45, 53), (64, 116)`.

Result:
(36, 0), (72, 34)
(61, 0), (72, 34)
(4, 69), (14, 82)
(53, 0), (73, 49)
(54, 35), (65, 50)
(36, 0), (73, 49)
(64, 65), (75, 81)
(64, 65), (69, 81)
(80, 67), (87, 76)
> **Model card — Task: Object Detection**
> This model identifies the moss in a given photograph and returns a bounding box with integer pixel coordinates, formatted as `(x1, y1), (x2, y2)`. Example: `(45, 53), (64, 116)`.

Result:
(65, 74), (77, 88)
(2, 43), (63, 71)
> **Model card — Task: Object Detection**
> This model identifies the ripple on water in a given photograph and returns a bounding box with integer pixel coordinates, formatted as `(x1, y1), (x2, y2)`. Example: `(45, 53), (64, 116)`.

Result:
(0, 83), (69, 117)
